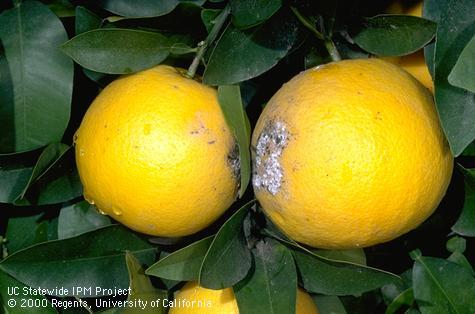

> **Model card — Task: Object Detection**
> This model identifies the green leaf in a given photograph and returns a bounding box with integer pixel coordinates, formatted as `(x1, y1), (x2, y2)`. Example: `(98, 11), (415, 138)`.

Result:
(122, 252), (167, 314)
(201, 9), (221, 33)
(353, 15), (436, 56)
(315, 249), (367, 265)
(461, 141), (475, 156)
(385, 288), (414, 314)
(448, 36), (475, 93)
(5, 213), (49, 254)
(0, 47), (14, 152)
(234, 239), (297, 314)
(381, 269), (413, 305)
(57, 201), (111, 239)
(218, 85), (251, 197)
(230, 0), (282, 29)
(293, 249), (400, 296)
(74, 6), (110, 84)
(412, 255), (475, 313)
(17, 143), (69, 200)
(313, 295), (347, 314)
(169, 43), (196, 55)
(422, 0), (446, 78)
(447, 252), (474, 274)
(146, 236), (213, 281)
(75, 6), (102, 35)
(0, 270), (56, 314)
(99, 0), (204, 18)
(266, 229), (401, 296)
(99, 0), (178, 18)
(433, 0), (475, 156)
(0, 1), (73, 153)
(452, 168), (475, 236)
(445, 234), (473, 273)
(446, 236), (466, 253)
(61, 29), (170, 74)
(199, 201), (253, 289)
(0, 164), (33, 203)
(47, 0), (75, 18)
(203, 9), (299, 85)
(18, 147), (82, 205)
(0, 225), (157, 297)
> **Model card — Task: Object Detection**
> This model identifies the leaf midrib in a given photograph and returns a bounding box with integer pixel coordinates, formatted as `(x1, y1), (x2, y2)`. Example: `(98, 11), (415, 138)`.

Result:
(416, 257), (459, 313)
(0, 247), (156, 268)
(202, 235), (236, 279)
(259, 249), (276, 314)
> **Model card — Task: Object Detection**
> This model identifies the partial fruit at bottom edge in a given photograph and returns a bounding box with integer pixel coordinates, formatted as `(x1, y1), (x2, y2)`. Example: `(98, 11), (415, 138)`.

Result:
(252, 58), (453, 249)
(169, 282), (318, 314)
(74, 65), (239, 237)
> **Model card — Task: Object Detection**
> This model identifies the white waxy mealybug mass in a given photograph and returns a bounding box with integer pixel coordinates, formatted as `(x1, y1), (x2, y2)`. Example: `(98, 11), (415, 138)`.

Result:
(252, 121), (289, 195)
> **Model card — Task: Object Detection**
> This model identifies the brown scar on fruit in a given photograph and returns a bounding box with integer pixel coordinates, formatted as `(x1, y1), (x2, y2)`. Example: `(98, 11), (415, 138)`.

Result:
(227, 141), (241, 182)
(188, 112), (221, 145)
(252, 120), (290, 195)
(189, 112), (209, 135)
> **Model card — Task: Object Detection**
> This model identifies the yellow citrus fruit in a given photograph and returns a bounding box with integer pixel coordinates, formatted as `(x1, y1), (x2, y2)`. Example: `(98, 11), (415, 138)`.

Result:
(169, 282), (318, 314)
(252, 59), (453, 249)
(387, 1), (422, 16)
(394, 50), (433, 92)
(74, 65), (239, 237)
(384, 1), (434, 92)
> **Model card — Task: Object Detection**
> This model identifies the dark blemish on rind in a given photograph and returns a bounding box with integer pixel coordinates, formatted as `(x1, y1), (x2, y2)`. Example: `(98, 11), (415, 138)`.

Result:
(227, 142), (241, 182)
(190, 122), (207, 136)
(104, 124), (108, 128)
(375, 111), (382, 120)
(252, 120), (289, 195)
(173, 85), (179, 90)
(208, 140), (216, 144)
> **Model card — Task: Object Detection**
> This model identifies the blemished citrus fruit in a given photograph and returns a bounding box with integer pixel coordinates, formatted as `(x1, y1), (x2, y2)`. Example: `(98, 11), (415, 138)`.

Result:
(74, 65), (239, 237)
(168, 282), (318, 314)
(384, 1), (434, 92)
(252, 58), (453, 249)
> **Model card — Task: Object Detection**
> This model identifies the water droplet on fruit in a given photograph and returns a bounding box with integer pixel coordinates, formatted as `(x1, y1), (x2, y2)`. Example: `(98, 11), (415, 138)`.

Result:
(97, 208), (108, 216)
(73, 132), (78, 145)
(112, 206), (122, 216)
(79, 148), (85, 156)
